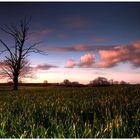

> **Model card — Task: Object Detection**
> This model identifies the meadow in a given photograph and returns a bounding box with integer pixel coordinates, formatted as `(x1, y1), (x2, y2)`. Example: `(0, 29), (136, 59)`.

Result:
(0, 85), (139, 138)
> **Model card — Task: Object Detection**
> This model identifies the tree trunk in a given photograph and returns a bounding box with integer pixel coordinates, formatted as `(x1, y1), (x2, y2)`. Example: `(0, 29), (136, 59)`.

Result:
(13, 75), (18, 90)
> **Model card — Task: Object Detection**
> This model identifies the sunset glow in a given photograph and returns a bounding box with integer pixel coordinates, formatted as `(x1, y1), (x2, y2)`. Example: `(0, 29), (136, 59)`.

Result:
(0, 2), (140, 84)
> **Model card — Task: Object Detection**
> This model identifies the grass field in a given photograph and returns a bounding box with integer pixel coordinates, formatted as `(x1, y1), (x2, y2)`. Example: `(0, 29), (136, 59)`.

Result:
(0, 85), (139, 138)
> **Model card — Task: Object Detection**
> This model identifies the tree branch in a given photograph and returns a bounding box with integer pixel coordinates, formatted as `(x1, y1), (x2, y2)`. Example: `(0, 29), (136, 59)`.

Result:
(0, 39), (14, 60)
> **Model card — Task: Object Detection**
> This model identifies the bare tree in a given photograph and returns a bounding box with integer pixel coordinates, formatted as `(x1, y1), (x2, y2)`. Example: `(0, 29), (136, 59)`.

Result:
(0, 17), (45, 90)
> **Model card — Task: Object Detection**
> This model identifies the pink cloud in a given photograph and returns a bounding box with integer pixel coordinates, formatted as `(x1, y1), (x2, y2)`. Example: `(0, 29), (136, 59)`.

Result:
(74, 44), (87, 51)
(65, 39), (140, 69)
(66, 58), (75, 68)
(47, 44), (87, 52)
(66, 53), (95, 68)
(64, 40), (140, 68)
(98, 40), (140, 68)
(79, 53), (95, 68)
(130, 40), (140, 66)
(99, 45), (129, 68)
(131, 57), (140, 66)
(92, 36), (111, 43)
(47, 43), (115, 53)
(133, 40), (140, 49)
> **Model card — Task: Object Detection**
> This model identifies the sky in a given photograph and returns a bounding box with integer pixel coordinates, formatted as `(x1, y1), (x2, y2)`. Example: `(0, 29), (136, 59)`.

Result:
(0, 2), (140, 84)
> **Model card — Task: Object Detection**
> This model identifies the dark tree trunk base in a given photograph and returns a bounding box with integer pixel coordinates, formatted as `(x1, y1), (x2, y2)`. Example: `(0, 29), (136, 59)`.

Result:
(13, 76), (18, 90)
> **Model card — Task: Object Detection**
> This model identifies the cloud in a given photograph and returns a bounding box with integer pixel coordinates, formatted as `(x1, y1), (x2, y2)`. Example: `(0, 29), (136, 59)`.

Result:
(99, 45), (129, 68)
(29, 28), (55, 42)
(63, 16), (88, 29)
(98, 40), (140, 68)
(129, 40), (140, 67)
(35, 64), (58, 70)
(66, 53), (95, 68)
(47, 44), (116, 52)
(79, 53), (95, 68)
(74, 44), (87, 51)
(65, 40), (140, 69)
(93, 71), (108, 75)
(47, 46), (74, 52)
(0, 61), (58, 71)
(92, 36), (111, 43)
(66, 58), (75, 68)
(133, 40), (140, 50)
(47, 44), (87, 52)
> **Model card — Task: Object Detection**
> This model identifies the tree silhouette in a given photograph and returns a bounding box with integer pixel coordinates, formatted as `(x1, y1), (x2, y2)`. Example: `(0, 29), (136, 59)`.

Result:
(63, 79), (71, 86)
(44, 80), (48, 85)
(120, 80), (127, 85)
(0, 17), (45, 90)
(90, 77), (110, 86)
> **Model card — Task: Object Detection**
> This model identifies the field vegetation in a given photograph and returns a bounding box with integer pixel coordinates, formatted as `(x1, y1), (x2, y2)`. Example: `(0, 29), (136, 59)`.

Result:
(0, 85), (139, 138)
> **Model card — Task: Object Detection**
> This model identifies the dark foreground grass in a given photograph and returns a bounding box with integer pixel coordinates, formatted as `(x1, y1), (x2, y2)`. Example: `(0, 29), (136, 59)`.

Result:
(0, 85), (139, 138)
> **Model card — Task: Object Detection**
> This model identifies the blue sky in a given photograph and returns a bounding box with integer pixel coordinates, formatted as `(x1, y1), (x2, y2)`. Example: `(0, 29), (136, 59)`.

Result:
(0, 2), (140, 83)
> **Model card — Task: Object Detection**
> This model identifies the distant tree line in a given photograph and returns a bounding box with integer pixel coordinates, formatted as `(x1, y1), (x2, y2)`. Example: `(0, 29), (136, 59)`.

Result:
(89, 77), (128, 86)
(43, 77), (129, 87)
(43, 79), (82, 87)
(6, 77), (129, 87)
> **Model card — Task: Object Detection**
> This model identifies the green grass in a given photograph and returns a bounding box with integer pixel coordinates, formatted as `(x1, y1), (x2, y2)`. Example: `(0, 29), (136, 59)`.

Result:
(0, 85), (139, 138)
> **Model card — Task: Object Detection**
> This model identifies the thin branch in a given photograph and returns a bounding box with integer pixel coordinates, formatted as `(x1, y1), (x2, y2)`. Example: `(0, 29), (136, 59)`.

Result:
(1, 66), (13, 80)
(0, 39), (14, 60)
(22, 42), (41, 57)
(0, 49), (7, 55)
(0, 25), (15, 37)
